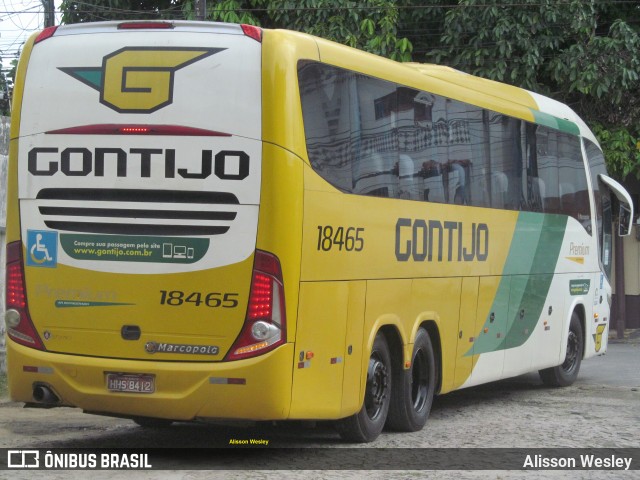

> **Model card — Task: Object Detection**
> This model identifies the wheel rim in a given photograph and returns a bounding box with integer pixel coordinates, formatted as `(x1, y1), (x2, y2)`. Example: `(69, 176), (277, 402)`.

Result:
(411, 348), (429, 412)
(365, 351), (389, 421)
(562, 329), (579, 374)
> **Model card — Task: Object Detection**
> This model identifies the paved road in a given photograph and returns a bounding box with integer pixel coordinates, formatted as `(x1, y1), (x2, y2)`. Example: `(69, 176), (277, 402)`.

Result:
(579, 343), (640, 387)
(512, 342), (640, 388)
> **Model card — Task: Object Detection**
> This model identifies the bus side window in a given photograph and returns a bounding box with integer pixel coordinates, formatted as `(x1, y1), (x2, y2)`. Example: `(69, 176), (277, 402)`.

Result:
(489, 172), (508, 209)
(355, 76), (399, 198)
(298, 61), (354, 193)
(528, 177), (546, 212)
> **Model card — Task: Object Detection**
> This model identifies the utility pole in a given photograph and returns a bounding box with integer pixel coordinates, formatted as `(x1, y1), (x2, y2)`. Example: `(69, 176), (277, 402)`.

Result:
(195, 0), (207, 21)
(41, 0), (55, 28)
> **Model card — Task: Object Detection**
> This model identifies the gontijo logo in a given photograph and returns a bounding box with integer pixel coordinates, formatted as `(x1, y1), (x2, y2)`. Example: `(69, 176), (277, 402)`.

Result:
(59, 47), (225, 113)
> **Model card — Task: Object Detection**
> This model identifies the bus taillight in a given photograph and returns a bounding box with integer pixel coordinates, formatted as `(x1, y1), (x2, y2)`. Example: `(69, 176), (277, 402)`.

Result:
(226, 250), (286, 361)
(241, 24), (262, 43)
(4, 241), (45, 351)
(34, 26), (58, 44)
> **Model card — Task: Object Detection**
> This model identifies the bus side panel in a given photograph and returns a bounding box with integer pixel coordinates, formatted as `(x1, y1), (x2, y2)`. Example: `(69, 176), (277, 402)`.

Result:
(464, 276), (508, 388)
(361, 278), (461, 396)
(527, 273), (568, 371)
(410, 278), (462, 394)
(587, 272), (609, 358)
(261, 30), (320, 162)
(502, 274), (551, 378)
(290, 281), (365, 419)
(341, 281), (366, 416)
(453, 276), (479, 389)
(256, 144), (304, 343)
(260, 31), (317, 344)
(291, 281), (347, 418)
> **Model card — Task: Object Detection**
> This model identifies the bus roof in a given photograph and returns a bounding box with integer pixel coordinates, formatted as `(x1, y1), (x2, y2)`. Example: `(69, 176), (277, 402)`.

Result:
(400, 64), (597, 146)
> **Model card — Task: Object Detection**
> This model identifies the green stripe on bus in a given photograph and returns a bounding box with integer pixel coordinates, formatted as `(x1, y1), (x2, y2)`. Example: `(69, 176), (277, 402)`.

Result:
(499, 214), (567, 350)
(466, 213), (567, 356)
(531, 109), (580, 136)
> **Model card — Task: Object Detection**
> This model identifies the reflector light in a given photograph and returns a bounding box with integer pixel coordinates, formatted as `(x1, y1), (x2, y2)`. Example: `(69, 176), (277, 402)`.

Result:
(241, 24), (262, 42)
(22, 365), (54, 374)
(118, 22), (174, 30)
(35, 26), (58, 44)
(46, 124), (231, 137)
(233, 341), (270, 356)
(227, 378), (247, 385)
(209, 377), (246, 385)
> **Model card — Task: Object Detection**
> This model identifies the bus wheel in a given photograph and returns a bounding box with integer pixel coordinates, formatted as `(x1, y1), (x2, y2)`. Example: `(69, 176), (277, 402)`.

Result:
(539, 312), (584, 387)
(132, 417), (174, 428)
(387, 328), (435, 432)
(337, 333), (392, 443)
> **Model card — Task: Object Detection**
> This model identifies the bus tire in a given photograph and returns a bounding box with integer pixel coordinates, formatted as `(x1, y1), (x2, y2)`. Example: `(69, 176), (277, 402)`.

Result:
(337, 333), (392, 443)
(387, 328), (435, 432)
(539, 312), (583, 387)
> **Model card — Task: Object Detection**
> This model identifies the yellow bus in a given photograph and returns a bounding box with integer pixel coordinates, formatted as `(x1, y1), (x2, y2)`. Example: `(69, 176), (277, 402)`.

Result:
(4, 21), (633, 442)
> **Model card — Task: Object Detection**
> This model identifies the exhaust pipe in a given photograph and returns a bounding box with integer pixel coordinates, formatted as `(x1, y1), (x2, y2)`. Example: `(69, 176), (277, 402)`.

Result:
(32, 384), (60, 405)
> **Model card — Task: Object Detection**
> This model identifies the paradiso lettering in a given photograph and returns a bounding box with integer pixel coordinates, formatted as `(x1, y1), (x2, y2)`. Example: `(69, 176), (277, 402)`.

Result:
(395, 217), (489, 262)
(27, 147), (249, 180)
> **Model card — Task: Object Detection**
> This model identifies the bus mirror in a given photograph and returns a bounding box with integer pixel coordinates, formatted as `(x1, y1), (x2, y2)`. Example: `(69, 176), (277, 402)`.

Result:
(619, 204), (632, 237)
(599, 174), (634, 237)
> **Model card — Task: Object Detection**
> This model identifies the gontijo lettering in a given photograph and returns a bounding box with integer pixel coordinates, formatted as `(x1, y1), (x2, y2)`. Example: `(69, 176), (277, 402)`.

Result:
(28, 148), (249, 180)
(395, 217), (489, 262)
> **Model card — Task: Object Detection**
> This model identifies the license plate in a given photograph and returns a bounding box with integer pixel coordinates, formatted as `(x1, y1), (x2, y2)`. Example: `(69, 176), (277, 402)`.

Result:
(106, 373), (155, 394)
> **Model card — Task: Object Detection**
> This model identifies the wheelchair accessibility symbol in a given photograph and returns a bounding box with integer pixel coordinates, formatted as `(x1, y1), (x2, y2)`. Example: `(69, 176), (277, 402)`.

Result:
(27, 230), (58, 268)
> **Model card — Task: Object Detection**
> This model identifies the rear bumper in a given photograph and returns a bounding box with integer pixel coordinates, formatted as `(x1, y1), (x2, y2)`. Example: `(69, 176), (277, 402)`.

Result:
(7, 340), (294, 421)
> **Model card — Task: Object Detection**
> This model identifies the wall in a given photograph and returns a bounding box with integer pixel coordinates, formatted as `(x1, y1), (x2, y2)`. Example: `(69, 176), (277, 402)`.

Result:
(611, 225), (640, 329)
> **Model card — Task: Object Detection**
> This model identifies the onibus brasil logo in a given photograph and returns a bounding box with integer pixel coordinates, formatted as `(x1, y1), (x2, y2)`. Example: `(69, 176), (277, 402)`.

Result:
(60, 47), (225, 113)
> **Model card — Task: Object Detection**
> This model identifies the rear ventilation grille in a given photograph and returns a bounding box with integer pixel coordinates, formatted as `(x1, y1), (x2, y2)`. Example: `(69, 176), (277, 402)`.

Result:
(36, 188), (239, 236)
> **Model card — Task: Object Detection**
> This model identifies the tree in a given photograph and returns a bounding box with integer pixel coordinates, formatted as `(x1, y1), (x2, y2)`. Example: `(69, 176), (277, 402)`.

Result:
(0, 58), (14, 116)
(420, 0), (640, 180)
(60, 0), (185, 24)
(182, 0), (412, 61)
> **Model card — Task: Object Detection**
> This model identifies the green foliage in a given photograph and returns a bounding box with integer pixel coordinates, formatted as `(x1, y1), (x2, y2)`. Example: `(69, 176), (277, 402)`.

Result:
(0, 76), (10, 116)
(548, 19), (640, 180)
(549, 20), (640, 106)
(183, 0), (259, 24)
(250, 0), (412, 61)
(60, 0), (185, 24)
(429, 0), (595, 93)
(182, 0), (414, 60)
(592, 124), (640, 180)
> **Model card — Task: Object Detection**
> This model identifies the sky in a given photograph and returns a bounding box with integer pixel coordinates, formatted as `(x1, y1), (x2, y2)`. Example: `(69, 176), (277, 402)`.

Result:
(0, 0), (62, 71)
